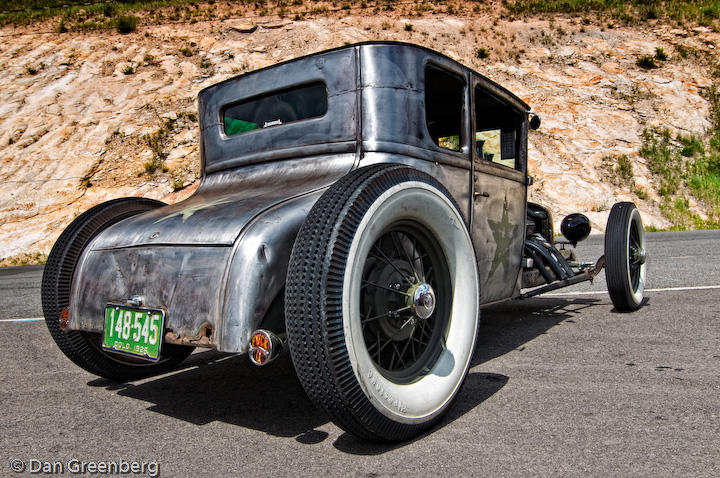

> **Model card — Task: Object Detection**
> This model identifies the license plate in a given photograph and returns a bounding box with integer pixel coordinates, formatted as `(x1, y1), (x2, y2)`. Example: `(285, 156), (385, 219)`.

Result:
(102, 303), (164, 361)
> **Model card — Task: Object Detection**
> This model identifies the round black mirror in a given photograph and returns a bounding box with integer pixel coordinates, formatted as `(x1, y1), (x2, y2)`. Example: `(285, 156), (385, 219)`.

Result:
(529, 113), (541, 130)
(561, 213), (591, 244)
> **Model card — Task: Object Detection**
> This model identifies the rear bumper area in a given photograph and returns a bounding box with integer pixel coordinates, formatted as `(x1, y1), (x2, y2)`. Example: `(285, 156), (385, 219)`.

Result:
(68, 245), (231, 349)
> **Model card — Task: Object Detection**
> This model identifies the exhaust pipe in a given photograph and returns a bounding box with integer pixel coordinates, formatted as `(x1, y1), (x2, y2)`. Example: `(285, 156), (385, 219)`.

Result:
(248, 329), (284, 366)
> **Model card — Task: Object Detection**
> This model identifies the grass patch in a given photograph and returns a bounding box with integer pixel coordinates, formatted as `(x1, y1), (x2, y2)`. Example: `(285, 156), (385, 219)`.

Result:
(142, 117), (175, 174)
(644, 225), (665, 232)
(141, 112), (194, 176)
(601, 154), (634, 188)
(506, 1), (720, 26)
(641, 126), (720, 228)
(601, 154), (650, 200)
(0, 252), (48, 267)
(679, 134), (704, 157)
(114, 15), (138, 33)
(0, 1), (203, 28)
(655, 47), (668, 61)
(637, 56), (658, 69)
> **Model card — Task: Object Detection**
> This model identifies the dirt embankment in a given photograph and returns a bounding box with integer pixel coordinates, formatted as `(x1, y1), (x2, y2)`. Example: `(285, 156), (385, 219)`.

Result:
(1, 8), (718, 264)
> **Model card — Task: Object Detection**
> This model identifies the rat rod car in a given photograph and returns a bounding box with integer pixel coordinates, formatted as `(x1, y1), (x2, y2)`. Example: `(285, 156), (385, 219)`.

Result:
(42, 42), (647, 441)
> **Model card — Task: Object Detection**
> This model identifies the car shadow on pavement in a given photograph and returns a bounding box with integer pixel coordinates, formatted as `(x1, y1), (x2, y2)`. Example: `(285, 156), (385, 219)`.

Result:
(90, 351), (331, 438)
(88, 296), (603, 449)
(333, 296), (602, 455)
(473, 296), (603, 365)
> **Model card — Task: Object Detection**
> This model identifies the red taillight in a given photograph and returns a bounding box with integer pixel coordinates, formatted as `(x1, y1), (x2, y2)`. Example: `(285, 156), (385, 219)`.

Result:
(59, 308), (69, 330)
(248, 330), (284, 366)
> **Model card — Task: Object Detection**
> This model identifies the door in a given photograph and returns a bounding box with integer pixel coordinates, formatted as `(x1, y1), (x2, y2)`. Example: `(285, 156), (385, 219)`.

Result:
(471, 81), (528, 304)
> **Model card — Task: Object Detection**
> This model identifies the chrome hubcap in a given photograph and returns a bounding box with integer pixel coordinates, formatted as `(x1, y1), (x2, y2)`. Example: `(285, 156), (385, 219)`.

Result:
(408, 283), (436, 320)
(633, 247), (647, 265)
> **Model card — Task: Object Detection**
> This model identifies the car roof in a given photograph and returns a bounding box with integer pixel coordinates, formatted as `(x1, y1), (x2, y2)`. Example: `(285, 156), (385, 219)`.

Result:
(200, 41), (531, 111)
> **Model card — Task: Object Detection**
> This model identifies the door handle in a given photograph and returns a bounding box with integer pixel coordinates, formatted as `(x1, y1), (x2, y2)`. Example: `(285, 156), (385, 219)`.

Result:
(474, 191), (490, 198)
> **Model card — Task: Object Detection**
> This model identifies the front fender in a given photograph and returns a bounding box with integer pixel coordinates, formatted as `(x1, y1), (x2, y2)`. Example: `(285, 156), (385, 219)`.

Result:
(217, 190), (324, 353)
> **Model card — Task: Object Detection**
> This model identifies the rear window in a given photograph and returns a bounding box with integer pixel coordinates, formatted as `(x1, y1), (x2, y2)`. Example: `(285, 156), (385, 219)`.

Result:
(223, 82), (328, 136)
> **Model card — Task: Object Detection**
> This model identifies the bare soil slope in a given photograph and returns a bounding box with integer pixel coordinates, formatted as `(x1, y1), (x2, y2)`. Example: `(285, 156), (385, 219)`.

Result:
(1, 6), (718, 263)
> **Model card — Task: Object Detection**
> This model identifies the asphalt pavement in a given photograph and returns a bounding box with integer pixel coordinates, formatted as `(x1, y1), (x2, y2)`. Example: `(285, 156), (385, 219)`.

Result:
(1, 231), (718, 477)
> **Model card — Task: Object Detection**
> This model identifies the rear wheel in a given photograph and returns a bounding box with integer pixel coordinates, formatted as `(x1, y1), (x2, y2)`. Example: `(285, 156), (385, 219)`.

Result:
(605, 202), (646, 311)
(285, 165), (480, 441)
(41, 198), (194, 381)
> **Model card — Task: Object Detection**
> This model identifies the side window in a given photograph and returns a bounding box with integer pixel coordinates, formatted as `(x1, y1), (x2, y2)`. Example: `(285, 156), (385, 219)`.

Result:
(425, 66), (464, 152)
(223, 82), (328, 136)
(474, 85), (521, 169)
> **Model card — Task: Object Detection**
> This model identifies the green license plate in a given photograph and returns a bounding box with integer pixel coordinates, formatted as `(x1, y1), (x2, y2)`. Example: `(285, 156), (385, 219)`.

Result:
(102, 304), (165, 361)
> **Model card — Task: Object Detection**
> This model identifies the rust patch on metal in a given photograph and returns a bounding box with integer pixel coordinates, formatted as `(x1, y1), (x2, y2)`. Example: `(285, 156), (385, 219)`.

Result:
(164, 322), (216, 348)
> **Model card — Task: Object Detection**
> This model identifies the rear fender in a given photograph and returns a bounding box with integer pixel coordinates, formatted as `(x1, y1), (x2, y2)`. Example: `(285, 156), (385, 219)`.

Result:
(217, 191), (323, 353)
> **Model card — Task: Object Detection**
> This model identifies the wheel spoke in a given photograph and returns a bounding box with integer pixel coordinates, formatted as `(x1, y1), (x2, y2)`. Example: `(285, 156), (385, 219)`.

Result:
(409, 236), (420, 281)
(399, 336), (412, 363)
(425, 265), (434, 283)
(374, 329), (381, 362)
(390, 342), (406, 370)
(417, 322), (432, 341)
(410, 334), (428, 347)
(362, 280), (407, 296)
(369, 247), (413, 284)
(391, 231), (420, 282)
(362, 310), (391, 324)
(377, 336), (394, 357)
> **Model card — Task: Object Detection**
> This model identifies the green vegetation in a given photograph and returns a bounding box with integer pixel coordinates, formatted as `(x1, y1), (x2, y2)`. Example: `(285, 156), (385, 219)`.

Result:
(655, 47), (668, 61)
(0, 252), (48, 267)
(601, 154), (649, 200)
(142, 111), (196, 175)
(640, 123), (720, 230)
(601, 154), (630, 186)
(114, 15), (138, 33)
(142, 54), (158, 66)
(0, 1), (203, 28)
(121, 64), (135, 75)
(644, 225), (664, 232)
(171, 172), (186, 191)
(476, 48), (489, 59)
(143, 121), (171, 174)
(506, 1), (720, 25)
(636, 56), (657, 69)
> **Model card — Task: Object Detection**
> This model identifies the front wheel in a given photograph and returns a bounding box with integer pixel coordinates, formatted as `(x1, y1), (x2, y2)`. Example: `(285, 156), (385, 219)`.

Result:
(605, 202), (647, 311)
(285, 165), (480, 441)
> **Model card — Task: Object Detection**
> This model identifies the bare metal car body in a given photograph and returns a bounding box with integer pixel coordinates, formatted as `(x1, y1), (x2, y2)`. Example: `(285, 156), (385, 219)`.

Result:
(67, 42), (533, 353)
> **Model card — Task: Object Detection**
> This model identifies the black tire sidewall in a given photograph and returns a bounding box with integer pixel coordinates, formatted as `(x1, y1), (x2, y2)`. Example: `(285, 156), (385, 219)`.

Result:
(286, 165), (480, 440)
(605, 202), (646, 311)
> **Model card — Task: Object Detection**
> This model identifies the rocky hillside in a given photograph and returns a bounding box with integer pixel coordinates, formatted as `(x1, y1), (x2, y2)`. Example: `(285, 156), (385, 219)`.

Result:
(1, 5), (719, 264)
